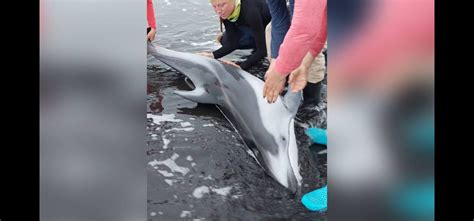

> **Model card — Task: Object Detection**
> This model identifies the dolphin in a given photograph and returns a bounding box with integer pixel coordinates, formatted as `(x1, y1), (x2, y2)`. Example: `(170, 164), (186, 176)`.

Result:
(147, 42), (303, 192)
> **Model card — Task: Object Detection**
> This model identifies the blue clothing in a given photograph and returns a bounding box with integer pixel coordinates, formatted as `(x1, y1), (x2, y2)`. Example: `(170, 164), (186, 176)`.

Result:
(221, 26), (256, 50)
(265, 0), (294, 59)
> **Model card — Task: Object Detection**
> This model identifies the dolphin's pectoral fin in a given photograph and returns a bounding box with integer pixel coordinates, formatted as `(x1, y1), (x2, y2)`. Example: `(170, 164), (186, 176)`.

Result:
(174, 87), (217, 104)
(282, 86), (303, 116)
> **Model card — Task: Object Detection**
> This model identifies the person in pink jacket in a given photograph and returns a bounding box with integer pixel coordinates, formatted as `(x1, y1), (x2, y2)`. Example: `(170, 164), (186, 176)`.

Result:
(263, 0), (327, 103)
(147, 0), (157, 41)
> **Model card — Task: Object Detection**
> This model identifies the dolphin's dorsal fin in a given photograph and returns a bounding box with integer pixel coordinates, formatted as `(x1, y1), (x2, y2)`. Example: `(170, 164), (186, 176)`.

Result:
(174, 88), (217, 104)
(282, 86), (303, 116)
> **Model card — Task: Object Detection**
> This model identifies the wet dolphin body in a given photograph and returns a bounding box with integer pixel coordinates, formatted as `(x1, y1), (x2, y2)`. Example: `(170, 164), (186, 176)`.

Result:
(148, 42), (303, 192)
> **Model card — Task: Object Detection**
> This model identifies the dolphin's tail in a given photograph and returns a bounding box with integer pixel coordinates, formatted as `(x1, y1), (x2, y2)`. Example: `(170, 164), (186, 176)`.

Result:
(147, 42), (215, 88)
(147, 42), (222, 105)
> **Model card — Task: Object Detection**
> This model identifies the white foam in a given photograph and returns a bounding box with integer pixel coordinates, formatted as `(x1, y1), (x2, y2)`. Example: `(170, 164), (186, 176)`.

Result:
(157, 170), (174, 177)
(165, 127), (195, 132)
(180, 210), (191, 218)
(147, 114), (182, 125)
(211, 186), (233, 196)
(202, 124), (214, 127)
(163, 136), (170, 149)
(171, 153), (179, 160)
(232, 195), (242, 199)
(164, 179), (173, 186)
(192, 186), (232, 198)
(203, 175), (213, 180)
(181, 9), (187, 12)
(192, 186), (210, 198)
(148, 154), (190, 176)
(158, 212), (163, 215)
(148, 159), (160, 167)
(186, 155), (193, 161)
(150, 212), (156, 216)
(191, 163), (196, 167)
(181, 122), (192, 127)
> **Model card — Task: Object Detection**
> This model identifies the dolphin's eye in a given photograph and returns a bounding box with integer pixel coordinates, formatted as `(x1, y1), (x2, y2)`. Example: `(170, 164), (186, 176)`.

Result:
(281, 137), (286, 141)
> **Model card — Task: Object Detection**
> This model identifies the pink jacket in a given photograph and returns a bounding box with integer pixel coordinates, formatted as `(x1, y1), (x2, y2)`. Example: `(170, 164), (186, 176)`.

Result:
(147, 0), (156, 29)
(274, 0), (327, 75)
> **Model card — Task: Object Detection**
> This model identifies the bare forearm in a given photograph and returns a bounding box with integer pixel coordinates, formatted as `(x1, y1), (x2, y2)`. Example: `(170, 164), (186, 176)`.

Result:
(301, 52), (315, 69)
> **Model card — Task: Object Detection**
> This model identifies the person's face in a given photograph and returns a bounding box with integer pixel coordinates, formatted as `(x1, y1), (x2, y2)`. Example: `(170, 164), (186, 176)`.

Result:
(211, 0), (235, 19)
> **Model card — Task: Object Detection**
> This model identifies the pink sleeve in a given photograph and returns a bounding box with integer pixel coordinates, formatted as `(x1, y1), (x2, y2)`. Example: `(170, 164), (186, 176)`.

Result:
(309, 6), (327, 57)
(147, 0), (156, 29)
(331, 0), (434, 79)
(274, 0), (327, 75)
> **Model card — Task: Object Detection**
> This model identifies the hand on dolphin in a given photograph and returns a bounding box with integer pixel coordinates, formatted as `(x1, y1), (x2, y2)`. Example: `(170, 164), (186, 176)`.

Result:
(147, 28), (156, 41)
(263, 64), (286, 103)
(219, 59), (241, 69)
(288, 65), (309, 93)
(196, 52), (215, 59)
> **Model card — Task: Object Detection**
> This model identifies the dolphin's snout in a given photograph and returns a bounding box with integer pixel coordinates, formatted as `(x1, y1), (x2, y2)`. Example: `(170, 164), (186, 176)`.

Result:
(287, 171), (300, 193)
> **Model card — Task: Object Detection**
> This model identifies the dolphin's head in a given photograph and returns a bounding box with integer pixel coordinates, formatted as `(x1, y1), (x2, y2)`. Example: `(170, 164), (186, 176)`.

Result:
(255, 92), (303, 193)
(272, 117), (302, 193)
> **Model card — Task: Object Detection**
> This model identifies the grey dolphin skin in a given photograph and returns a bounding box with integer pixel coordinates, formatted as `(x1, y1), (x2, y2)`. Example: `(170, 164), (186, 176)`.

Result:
(147, 42), (303, 193)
